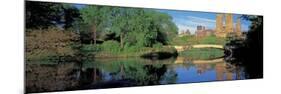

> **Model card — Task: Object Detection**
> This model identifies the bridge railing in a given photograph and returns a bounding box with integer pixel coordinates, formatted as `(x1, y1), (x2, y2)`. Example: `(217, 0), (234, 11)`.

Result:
(170, 44), (224, 52)
(192, 44), (224, 49)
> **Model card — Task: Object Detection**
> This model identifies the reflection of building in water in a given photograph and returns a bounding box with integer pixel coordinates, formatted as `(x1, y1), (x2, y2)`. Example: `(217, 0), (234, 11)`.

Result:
(215, 63), (241, 80)
(215, 63), (226, 80)
(174, 57), (241, 81)
(196, 62), (237, 80)
(196, 63), (212, 75)
(192, 61), (239, 80)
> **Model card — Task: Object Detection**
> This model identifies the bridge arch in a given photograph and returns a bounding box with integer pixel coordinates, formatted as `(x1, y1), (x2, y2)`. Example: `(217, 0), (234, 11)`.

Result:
(172, 44), (224, 52)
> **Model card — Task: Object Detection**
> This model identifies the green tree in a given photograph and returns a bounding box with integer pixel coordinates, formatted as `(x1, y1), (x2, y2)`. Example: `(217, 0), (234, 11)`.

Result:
(80, 6), (112, 45)
(110, 9), (178, 47)
(79, 6), (178, 48)
(139, 10), (178, 47)
(26, 1), (80, 29)
(110, 8), (144, 48)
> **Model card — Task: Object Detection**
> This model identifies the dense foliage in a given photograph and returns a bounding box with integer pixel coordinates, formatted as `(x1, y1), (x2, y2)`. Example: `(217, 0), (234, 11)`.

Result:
(26, 28), (79, 60)
(26, 2), (179, 60)
(78, 6), (178, 48)
(26, 1), (80, 29)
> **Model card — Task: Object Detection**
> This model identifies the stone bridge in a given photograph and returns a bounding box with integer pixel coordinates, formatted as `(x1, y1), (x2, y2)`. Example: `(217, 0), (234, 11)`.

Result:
(167, 44), (224, 52)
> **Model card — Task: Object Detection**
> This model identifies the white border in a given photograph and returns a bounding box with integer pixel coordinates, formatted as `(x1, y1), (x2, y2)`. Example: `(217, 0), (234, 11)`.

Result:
(29, 0), (264, 15)
(1, 0), (281, 94)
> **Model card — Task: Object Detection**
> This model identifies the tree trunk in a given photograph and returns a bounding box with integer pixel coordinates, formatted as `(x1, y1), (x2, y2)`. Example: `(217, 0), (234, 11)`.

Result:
(120, 64), (125, 79)
(92, 24), (97, 45)
(94, 67), (97, 81)
(120, 33), (124, 48)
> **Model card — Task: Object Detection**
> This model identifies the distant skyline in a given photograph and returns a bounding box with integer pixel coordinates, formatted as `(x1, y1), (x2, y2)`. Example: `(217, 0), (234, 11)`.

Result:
(158, 9), (251, 34)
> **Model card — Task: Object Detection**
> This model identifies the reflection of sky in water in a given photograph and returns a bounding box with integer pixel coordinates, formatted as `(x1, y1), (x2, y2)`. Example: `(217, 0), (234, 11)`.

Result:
(26, 57), (246, 93)
(102, 70), (112, 81)
(160, 62), (245, 84)
(175, 66), (217, 83)
(98, 59), (245, 84)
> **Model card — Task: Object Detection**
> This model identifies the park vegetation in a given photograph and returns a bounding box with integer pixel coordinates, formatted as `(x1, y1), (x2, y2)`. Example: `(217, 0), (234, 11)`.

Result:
(25, 1), (242, 62)
(26, 1), (178, 61)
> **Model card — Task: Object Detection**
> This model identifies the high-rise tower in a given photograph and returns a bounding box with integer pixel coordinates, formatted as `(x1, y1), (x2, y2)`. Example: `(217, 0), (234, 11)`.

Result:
(215, 13), (242, 37)
(225, 13), (233, 32)
(216, 13), (224, 33)
(236, 18), (241, 33)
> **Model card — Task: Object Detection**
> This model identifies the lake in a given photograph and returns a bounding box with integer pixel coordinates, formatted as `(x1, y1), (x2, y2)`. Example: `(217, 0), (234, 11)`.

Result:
(25, 56), (246, 93)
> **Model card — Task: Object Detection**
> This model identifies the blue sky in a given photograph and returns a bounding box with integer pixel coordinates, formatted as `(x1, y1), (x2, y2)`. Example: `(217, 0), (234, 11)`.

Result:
(158, 9), (251, 34)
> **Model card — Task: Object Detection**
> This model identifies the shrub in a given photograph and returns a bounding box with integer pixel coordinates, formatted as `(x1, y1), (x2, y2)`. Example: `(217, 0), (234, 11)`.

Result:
(26, 28), (79, 60)
(153, 42), (163, 49)
(81, 44), (102, 52)
(100, 40), (121, 53)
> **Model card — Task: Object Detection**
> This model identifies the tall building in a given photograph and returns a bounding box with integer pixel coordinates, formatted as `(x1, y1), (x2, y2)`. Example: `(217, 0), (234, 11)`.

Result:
(215, 13), (242, 37)
(197, 25), (205, 31)
(225, 13), (234, 32)
(236, 18), (241, 32)
(196, 25), (214, 37)
(216, 13), (224, 33)
(235, 18), (242, 36)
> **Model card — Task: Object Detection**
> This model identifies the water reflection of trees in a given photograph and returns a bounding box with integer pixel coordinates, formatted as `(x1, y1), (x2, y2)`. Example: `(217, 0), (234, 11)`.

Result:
(25, 58), (175, 91)
(26, 63), (79, 93)
(84, 59), (174, 86)
(26, 57), (247, 93)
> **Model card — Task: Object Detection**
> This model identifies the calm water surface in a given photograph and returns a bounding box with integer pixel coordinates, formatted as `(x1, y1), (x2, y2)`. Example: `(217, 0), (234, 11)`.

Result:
(26, 57), (246, 93)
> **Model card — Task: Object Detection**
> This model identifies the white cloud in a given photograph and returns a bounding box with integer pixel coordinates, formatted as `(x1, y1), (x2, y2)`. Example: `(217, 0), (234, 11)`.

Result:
(186, 16), (216, 23)
(186, 16), (216, 29)
(173, 16), (216, 34)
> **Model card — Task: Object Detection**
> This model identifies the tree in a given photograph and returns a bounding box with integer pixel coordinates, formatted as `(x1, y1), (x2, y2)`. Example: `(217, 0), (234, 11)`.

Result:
(80, 6), (112, 45)
(26, 1), (64, 29)
(139, 10), (178, 47)
(26, 1), (81, 29)
(225, 15), (263, 79)
(79, 5), (178, 48)
(243, 15), (263, 78)
(62, 4), (81, 29)
(110, 8), (143, 48)
(110, 9), (178, 47)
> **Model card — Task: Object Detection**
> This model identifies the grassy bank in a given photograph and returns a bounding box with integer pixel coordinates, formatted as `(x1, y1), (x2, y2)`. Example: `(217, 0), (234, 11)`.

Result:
(81, 42), (178, 58)
(26, 29), (177, 61)
(171, 35), (227, 45)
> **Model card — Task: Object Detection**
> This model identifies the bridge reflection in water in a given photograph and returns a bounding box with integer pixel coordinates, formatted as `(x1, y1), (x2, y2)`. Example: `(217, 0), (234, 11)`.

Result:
(171, 57), (244, 83)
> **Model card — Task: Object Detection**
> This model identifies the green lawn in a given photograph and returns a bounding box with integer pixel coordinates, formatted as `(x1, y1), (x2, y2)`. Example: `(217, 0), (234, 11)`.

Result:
(170, 35), (227, 46)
